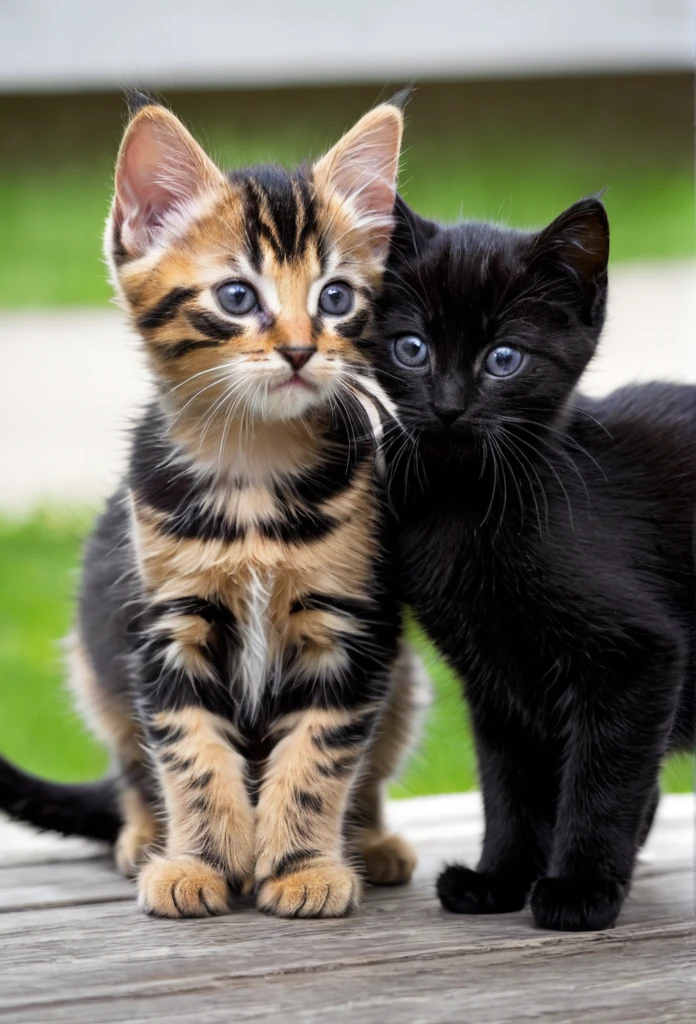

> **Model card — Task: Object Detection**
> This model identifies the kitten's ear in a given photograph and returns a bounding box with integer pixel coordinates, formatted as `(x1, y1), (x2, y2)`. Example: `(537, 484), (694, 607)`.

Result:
(535, 197), (610, 282)
(389, 194), (439, 267)
(313, 103), (404, 256)
(111, 104), (226, 256)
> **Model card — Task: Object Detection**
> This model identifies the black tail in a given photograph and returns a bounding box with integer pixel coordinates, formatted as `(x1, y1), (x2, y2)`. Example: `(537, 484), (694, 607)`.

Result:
(0, 756), (122, 843)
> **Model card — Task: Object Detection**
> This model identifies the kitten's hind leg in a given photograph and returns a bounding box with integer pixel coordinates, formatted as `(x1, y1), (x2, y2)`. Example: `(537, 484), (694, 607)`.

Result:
(67, 635), (161, 876)
(349, 641), (428, 886)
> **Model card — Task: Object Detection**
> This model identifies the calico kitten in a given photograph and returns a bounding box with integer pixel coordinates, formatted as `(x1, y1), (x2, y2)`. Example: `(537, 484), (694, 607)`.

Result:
(369, 195), (696, 931)
(0, 98), (424, 918)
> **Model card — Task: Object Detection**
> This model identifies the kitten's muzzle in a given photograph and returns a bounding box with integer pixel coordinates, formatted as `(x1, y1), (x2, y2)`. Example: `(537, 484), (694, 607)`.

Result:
(432, 405), (463, 428)
(276, 345), (317, 372)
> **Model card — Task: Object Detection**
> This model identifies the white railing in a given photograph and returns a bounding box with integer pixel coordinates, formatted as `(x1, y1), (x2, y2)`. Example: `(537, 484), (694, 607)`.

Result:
(1, 0), (693, 94)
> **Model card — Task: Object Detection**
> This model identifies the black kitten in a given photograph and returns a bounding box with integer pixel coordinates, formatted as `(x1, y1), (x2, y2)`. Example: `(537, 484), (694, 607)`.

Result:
(370, 195), (696, 931)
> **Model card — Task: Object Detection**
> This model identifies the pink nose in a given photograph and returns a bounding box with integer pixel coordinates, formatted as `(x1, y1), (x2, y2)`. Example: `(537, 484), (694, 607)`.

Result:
(276, 345), (316, 372)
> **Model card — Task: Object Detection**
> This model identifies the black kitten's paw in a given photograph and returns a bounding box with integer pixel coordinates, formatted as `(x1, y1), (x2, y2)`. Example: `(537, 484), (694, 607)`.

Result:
(437, 864), (529, 915)
(530, 877), (627, 932)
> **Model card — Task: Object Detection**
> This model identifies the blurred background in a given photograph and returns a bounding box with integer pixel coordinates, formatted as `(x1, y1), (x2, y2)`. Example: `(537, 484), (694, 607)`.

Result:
(0, 0), (693, 795)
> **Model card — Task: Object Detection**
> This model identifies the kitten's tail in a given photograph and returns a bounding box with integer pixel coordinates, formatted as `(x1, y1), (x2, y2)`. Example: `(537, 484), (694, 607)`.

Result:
(0, 755), (121, 843)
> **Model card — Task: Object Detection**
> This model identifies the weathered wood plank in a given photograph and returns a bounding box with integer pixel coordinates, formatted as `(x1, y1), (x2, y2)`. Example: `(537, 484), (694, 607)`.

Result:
(0, 837), (689, 916)
(0, 857), (132, 912)
(1, 929), (693, 1023)
(0, 794), (691, 1022)
(0, 868), (690, 1012)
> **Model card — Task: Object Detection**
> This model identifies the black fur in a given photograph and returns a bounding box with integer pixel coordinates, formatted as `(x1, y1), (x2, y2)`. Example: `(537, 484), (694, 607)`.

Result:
(0, 757), (120, 842)
(370, 195), (696, 931)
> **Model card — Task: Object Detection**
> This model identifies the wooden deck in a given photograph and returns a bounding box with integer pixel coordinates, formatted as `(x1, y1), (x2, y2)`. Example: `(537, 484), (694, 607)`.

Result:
(0, 793), (693, 1023)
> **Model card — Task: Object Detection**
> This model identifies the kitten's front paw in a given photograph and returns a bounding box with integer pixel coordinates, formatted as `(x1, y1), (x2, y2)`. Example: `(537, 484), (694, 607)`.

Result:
(530, 876), (627, 931)
(138, 855), (232, 918)
(437, 864), (529, 914)
(257, 858), (360, 918)
(361, 833), (417, 886)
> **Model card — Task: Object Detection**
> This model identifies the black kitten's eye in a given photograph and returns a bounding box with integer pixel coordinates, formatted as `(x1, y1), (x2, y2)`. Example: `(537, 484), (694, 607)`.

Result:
(394, 335), (428, 368)
(319, 282), (354, 316)
(485, 345), (523, 378)
(216, 281), (258, 316)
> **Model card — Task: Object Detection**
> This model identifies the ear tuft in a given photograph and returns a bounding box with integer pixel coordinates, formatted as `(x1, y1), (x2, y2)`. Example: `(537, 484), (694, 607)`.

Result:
(124, 89), (161, 117)
(313, 103), (404, 257)
(111, 105), (225, 257)
(383, 84), (414, 112)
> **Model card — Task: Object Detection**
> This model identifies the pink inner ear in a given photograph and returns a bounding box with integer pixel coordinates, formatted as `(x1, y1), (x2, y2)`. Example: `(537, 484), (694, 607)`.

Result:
(116, 125), (182, 252)
(114, 113), (220, 255)
(317, 107), (402, 231)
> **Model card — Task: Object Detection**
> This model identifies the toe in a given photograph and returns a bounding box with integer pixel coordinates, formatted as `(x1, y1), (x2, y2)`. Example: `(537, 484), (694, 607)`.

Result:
(257, 859), (360, 918)
(437, 864), (529, 914)
(530, 877), (626, 931)
(138, 856), (232, 918)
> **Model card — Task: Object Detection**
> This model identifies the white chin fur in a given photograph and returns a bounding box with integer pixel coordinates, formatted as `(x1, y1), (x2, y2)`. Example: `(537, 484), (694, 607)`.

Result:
(247, 383), (329, 423)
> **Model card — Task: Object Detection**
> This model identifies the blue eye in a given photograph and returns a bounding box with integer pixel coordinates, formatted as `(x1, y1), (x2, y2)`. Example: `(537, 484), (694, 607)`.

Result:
(319, 281), (354, 316)
(217, 281), (258, 316)
(394, 335), (428, 368)
(485, 346), (523, 378)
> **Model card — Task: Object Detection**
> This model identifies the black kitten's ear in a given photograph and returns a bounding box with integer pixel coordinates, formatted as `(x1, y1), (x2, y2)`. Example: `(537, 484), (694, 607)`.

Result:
(388, 194), (439, 267)
(535, 197), (609, 282)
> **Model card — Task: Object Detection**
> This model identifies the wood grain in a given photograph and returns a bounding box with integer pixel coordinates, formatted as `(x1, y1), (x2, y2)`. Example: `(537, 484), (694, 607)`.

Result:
(0, 793), (692, 1023)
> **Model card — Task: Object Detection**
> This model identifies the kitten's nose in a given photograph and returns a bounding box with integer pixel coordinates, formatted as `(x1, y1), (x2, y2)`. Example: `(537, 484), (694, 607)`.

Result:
(276, 345), (317, 372)
(433, 406), (462, 428)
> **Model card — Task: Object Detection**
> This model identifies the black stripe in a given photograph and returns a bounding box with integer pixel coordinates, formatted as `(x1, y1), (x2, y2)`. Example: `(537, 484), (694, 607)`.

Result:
(156, 501), (245, 548)
(258, 220), (285, 263)
(259, 505), (337, 544)
(138, 287), (197, 331)
(313, 715), (376, 750)
(160, 753), (194, 772)
(272, 848), (319, 879)
(191, 770), (214, 789)
(252, 167), (300, 259)
(294, 789), (323, 814)
(158, 338), (223, 361)
(150, 597), (237, 634)
(111, 217), (129, 267)
(310, 315), (322, 343)
(187, 310), (242, 341)
(240, 178), (263, 271)
(147, 723), (185, 746)
(295, 175), (318, 255)
(282, 448), (364, 511)
(317, 753), (361, 777)
(336, 309), (370, 340)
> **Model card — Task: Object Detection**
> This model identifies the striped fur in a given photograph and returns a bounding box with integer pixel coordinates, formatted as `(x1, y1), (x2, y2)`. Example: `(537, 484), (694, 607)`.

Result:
(58, 98), (425, 920)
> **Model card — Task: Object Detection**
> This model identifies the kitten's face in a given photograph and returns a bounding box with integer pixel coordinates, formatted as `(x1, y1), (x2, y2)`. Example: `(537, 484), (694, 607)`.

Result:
(374, 198), (609, 454)
(107, 102), (403, 429)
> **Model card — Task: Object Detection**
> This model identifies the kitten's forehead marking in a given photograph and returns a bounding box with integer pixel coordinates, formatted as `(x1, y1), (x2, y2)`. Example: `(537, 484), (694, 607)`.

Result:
(241, 168), (318, 271)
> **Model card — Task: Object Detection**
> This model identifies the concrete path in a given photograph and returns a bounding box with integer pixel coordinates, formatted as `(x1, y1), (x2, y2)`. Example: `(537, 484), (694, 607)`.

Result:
(0, 261), (693, 511)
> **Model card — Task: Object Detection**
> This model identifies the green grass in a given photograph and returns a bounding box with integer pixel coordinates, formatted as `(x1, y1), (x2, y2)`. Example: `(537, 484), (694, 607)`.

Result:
(0, 75), (693, 307)
(0, 511), (692, 795)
